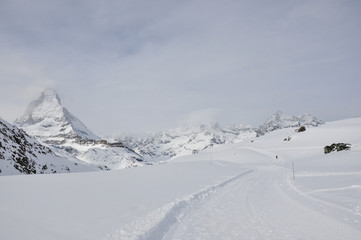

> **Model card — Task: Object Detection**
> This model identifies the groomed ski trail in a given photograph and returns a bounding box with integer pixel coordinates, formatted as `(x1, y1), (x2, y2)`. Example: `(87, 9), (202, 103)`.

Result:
(106, 169), (253, 240)
(107, 165), (361, 240)
(163, 166), (361, 240)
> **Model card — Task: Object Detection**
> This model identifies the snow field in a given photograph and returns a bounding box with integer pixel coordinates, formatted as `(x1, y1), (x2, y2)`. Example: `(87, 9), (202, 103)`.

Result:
(1, 117), (361, 239)
(0, 160), (246, 240)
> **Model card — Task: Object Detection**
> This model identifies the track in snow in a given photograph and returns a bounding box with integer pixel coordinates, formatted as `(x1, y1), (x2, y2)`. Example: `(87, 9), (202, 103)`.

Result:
(107, 169), (253, 240)
(162, 166), (361, 240)
(107, 166), (361, 240)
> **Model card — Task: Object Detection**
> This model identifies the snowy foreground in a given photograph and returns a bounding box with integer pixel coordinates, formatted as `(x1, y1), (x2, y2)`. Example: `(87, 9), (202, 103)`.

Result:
(1, 118), (361, 240)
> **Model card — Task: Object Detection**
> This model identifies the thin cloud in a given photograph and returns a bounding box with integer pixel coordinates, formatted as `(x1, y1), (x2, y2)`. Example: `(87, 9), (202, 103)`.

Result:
(0, 0), (360, 134)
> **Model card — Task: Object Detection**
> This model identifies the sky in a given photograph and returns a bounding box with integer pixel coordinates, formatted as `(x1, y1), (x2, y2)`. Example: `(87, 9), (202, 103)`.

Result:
(0, 0), (360, 135)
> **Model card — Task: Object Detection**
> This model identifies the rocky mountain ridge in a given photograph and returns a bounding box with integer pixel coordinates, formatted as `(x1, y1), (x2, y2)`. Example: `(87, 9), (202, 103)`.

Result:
(0, 117), (95, 175)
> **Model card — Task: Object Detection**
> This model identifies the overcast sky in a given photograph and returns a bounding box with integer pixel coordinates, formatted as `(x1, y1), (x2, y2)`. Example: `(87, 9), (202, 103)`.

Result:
(0, 0), (360, 135)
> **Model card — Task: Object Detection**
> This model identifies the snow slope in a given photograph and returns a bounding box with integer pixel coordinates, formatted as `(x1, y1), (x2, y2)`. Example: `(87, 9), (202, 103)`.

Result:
(1, 117), (360, 239)
(0, 117), (95, 175)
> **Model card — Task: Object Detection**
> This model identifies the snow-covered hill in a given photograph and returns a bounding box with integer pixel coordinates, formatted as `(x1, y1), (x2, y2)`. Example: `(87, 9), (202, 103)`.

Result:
(14, 89), (144, 170)
(0, 117), (95, 175)
(115, 111), (323, 160)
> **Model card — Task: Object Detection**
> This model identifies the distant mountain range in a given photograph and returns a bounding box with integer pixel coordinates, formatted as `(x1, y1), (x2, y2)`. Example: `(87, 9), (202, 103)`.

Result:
(1, 89), (324, 175)
(115, 111), (324, 160)
(257, 110), (324, 136)
(115, 123), (256, 160)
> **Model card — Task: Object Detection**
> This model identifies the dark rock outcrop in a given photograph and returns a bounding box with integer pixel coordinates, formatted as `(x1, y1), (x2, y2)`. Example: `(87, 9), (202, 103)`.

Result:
(324, 143), (351, 154)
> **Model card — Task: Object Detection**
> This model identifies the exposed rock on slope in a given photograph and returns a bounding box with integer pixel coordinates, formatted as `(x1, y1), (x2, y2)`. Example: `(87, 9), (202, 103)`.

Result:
(0, 117), (94, 175)
(324, 143), (351, 154)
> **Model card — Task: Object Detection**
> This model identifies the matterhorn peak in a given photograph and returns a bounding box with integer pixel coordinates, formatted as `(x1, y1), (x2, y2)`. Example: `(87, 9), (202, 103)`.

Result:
(15, 89), (99, 142)
(16, 89), (64, 125)
(41, 88), (62, 105)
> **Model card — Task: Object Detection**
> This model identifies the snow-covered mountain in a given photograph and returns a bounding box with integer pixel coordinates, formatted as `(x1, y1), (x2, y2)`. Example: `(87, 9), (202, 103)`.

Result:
(14, 89), (144, 170)
(0, 117), (95, 175)
(116, 111), (323, 160)
(15, 89), (99, 143)
(257, 111), (324, 136)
